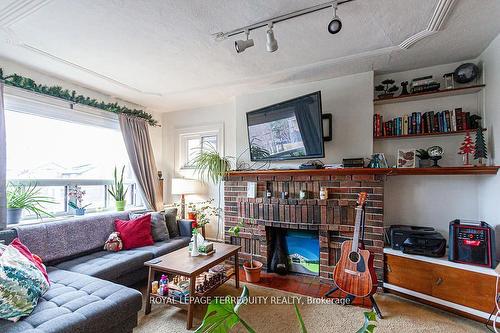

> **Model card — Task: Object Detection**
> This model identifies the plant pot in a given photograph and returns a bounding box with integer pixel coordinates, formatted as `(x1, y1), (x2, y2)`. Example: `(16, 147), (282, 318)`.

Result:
(419, 159), (432, 168)
(243, 260), (263, 283)
(115, 200), (126, 211)
(7, 208), (23, 225)
(75, 208), (86, 216)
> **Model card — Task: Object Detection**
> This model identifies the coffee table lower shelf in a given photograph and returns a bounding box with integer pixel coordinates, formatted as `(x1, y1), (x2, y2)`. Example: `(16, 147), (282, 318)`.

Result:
(144, 243), (241, 330)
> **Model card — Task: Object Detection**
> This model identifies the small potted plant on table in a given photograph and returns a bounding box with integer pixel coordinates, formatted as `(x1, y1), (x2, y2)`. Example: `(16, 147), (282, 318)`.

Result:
(229, 218), (263, 283)
(6, 183), (56, 224)
(108, 166), (129, 211)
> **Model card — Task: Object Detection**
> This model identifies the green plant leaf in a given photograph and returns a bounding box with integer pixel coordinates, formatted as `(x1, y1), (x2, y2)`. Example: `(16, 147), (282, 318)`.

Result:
(195, 286), (255, 333)
(293, 303), (308, 333)
(356, 311), (378, 333)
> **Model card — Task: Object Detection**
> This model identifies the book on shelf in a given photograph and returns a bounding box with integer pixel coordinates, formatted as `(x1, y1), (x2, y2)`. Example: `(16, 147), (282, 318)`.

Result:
(373, 108), (478, 138)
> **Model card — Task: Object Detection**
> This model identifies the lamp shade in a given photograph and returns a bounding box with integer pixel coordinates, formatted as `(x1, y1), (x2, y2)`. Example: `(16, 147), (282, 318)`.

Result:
(171, 178), (204, 195)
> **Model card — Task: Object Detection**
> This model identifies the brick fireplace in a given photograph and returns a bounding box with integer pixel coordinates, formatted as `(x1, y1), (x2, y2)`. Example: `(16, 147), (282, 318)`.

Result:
(224, 171), (385, 287)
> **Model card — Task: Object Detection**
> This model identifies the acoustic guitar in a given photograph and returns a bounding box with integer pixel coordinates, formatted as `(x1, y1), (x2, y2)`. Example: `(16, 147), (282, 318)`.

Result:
(333, 192), (378, 297)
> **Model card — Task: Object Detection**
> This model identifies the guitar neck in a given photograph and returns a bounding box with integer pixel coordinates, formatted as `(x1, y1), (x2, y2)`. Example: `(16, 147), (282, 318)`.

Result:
(351, 206), (364, 253)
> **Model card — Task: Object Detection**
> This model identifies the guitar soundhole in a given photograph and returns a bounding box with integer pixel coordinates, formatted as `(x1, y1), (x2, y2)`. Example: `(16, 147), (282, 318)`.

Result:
(348, 251), (360, 263)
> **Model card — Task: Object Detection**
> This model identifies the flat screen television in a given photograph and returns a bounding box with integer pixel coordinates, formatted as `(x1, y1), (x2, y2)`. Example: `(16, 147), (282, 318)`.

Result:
(246, 91), (324, 162)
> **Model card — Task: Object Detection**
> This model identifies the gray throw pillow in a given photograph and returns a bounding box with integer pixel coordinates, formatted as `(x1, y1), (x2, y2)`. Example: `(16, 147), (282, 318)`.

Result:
(161, 208), (179, 238)
(129, 212), (169, 242)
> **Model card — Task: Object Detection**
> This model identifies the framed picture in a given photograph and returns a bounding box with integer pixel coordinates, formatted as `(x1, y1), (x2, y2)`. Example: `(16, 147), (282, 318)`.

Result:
(397, 149), (416, 168)
(369, 153), (388, 168)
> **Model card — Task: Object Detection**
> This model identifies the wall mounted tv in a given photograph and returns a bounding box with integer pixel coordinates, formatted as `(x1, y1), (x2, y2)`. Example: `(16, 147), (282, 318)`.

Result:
(246, 91), (325, 162)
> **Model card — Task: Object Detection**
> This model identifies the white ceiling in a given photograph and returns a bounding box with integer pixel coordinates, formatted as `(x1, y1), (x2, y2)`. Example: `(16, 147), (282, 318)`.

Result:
(0, 0), (499, 112)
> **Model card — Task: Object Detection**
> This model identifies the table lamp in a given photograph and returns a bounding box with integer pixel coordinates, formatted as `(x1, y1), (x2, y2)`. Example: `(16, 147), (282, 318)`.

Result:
(171, 178), (203, 219)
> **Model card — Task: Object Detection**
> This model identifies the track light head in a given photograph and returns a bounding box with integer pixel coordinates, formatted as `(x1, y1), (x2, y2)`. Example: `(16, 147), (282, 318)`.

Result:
(266, 24), (278, 52)
(328, 2), (342, 34)
(235, 31), (254, 53)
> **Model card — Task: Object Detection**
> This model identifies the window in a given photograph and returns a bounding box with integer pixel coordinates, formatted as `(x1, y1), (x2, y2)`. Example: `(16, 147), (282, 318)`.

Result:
(5, 96), (144, 220)
(177, 124), (223, 170)
(184, 135), (218, 168)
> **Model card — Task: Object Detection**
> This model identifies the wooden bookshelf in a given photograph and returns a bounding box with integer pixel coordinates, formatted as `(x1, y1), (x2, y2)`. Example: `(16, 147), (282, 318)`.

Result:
(373, 84), (485, 105)
(373, 129), (483, 140)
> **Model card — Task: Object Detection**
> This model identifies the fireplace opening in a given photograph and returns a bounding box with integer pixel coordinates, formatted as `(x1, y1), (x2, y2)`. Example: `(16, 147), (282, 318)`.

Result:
(267, 228), (319, 276)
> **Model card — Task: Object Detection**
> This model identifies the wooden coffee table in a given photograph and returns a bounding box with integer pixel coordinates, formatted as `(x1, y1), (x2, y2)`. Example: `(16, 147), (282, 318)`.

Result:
(144, 243), (241, 329)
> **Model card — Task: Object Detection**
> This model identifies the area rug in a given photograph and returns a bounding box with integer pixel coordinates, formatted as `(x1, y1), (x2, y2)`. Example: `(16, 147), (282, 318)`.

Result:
(135, 281), (487, 333)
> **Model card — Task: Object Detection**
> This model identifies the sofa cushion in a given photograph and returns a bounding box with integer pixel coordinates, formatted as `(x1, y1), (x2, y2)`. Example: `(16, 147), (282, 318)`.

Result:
(0, 244), (50, 321)
(53, 250), (153, 281)
(134, 236), (191, 257)
(13, 212), (130, 263)
(161, 208), (179, 238)
(130, 212), (169, 241)
(115, 215), (154, 250)
(9, 238), (49, 284)
(0, 268), (142, 333)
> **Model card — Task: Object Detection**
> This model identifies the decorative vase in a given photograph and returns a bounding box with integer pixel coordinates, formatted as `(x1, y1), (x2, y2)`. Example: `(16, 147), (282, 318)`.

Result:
(191, 233), (200, 257)
(7, 208), (23, 225)
(75, 208), (86, 216)
(115, 200), (126, 211)
(243, 260), (263, 283)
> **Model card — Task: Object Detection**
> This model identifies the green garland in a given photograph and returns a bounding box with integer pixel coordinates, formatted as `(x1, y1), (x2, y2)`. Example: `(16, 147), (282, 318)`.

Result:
(0, 67), (159, 126)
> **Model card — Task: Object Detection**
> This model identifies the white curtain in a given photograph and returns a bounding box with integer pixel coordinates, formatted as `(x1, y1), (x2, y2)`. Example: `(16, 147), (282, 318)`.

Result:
(0, 83), (6, 230)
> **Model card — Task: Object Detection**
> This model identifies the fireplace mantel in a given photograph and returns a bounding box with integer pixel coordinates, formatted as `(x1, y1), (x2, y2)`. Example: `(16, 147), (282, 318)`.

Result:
(227, 166), (499, 178)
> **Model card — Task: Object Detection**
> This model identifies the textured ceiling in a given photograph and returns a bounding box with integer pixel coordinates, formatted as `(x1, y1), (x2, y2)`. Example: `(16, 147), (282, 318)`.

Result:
(0, 0), (499, 112)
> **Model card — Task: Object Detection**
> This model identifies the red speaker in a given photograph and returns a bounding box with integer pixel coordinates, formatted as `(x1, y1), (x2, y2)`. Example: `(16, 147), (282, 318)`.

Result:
(449, 220), (496, 268)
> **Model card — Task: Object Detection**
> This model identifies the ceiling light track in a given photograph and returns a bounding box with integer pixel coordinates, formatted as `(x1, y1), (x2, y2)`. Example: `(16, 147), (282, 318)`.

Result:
(214, 0), (355, 53)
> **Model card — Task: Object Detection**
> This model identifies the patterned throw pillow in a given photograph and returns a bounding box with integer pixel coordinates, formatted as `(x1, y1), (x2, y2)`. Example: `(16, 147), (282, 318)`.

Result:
(0, 244), (50, 321)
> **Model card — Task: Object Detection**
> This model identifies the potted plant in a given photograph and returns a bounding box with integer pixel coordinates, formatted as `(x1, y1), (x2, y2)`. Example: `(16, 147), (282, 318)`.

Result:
(6, 183), (56, 224)
(191, 145), (232, 239)
(68, 186), (91, 215)
(416, 149), (431, 168)
(108, 166), (129, 211)
(229, 218), (263, 283)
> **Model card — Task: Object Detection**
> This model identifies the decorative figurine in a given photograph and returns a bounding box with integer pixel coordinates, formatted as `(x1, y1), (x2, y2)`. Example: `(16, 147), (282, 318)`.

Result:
(458, 132), (475, 166)
(427, 146), (444, 168)
(474, 127), (487, 166)
(375, 79), (399, 99)
(400, 81), (409, 95)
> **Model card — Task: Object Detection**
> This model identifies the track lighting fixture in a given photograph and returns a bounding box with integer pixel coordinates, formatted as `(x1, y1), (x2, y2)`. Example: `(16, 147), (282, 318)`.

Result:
(266, 24), (278, 52)
(214, 0), (354, 54)
(234, 30), (254, 53)
(328, 1), (342, 34)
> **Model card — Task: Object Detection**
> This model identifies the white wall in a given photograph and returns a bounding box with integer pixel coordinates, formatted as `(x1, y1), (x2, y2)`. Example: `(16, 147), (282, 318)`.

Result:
(235, 71), (374, 167)
(478, 34), (500, 249)
(161, 102), (236, 240)
(375, 62), (489, 240)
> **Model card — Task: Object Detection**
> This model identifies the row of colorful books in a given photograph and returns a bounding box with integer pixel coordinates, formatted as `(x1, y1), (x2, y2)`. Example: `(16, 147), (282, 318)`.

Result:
(373, 108), (477, 137)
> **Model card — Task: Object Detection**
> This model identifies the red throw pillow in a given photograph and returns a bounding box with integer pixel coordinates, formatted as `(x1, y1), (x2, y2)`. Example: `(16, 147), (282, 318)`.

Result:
(115, 214), (154, 250)
(10, 238), (50, 284)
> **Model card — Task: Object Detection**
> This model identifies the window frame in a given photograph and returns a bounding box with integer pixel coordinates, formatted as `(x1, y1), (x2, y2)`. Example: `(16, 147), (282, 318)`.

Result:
(4, 86), (146, 222)
(176, 123), (224, 171)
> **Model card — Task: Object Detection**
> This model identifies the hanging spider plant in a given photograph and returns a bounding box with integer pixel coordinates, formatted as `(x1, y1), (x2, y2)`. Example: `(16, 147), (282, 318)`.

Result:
(191, 145), (233, 184)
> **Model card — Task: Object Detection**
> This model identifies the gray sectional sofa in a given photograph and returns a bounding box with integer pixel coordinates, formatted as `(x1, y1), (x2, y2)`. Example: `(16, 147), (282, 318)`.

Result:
(0, 212), (192, 333)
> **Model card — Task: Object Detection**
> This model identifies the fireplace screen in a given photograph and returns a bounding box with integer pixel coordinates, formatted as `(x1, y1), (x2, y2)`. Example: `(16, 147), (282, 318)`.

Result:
(285, 230), (319, 276)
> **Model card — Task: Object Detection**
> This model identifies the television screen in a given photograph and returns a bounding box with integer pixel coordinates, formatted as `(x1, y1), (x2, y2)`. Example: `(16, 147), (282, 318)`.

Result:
(246, 91), (324, 161)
